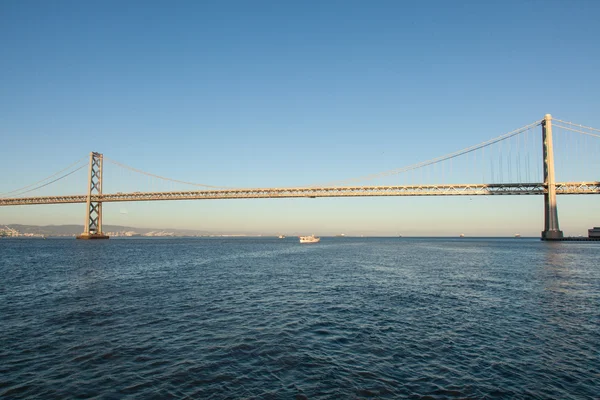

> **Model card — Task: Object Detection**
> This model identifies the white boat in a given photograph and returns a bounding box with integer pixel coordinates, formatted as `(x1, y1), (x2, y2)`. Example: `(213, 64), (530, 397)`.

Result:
(278, 234), (286, 239)
(299, 235), (320, 244)
(459, 233), (465, 238)
(514, 233), (521, 238)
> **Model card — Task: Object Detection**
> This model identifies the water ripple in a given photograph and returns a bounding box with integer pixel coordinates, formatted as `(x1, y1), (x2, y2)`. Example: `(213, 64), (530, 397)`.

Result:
(1, 237), (599, 398)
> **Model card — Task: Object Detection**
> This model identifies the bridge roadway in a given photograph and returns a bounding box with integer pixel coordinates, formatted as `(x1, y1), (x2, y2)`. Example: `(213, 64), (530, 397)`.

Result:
(1, 182), (599, 206)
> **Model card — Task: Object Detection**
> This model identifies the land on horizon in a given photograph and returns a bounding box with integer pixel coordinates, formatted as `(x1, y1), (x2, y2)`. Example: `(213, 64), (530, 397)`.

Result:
(0, 223), (256, 237)
(0, 223), (540, 238)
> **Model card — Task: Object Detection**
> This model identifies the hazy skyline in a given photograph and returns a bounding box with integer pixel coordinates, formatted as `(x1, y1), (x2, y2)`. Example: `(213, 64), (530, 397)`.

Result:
(1, 1), (599, 236)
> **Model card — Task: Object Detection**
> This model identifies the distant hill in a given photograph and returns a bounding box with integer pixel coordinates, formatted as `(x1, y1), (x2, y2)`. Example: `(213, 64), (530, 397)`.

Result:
(2, 224), (224, 236)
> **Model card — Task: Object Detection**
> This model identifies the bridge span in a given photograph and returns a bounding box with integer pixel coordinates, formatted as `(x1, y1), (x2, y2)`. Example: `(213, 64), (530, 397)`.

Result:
(1, 114), (599, 240)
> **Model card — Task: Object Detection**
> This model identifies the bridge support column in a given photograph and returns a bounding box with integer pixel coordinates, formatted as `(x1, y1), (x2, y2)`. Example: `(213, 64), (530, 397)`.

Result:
(77, 152), (109, 240)
(541, 114), (563, 240)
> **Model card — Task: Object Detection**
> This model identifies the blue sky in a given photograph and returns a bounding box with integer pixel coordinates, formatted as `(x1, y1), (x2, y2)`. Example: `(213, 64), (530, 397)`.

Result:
(1, 0), (599, 236)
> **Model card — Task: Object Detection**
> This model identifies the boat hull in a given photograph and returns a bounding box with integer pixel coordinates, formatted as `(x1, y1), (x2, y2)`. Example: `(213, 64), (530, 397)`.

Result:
(299, 235), (320, 244)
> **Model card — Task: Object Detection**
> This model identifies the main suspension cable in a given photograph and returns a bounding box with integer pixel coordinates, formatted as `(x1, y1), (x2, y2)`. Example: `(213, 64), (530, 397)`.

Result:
(103, 157), (235, 189)
(311, 119), (543, 187)
(0, 156), (88, 197)
(6, 164), (88, 198)
(553, 119), (600, 133)
(553, 124), (600, 139)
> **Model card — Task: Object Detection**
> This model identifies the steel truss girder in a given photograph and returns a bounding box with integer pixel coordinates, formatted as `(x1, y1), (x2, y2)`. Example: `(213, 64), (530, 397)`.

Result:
(1, 182), (599, 206)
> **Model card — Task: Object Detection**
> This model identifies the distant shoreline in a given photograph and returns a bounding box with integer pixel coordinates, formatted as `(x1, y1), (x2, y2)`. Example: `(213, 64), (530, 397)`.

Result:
(2, 235), (545, 239)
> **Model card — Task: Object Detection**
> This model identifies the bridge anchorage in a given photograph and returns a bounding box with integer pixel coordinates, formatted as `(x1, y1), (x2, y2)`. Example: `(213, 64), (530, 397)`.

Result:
(76, 152), (108, 240)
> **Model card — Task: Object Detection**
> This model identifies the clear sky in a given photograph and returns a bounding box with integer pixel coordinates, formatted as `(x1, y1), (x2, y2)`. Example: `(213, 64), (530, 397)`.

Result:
(1, 0), (599, 236)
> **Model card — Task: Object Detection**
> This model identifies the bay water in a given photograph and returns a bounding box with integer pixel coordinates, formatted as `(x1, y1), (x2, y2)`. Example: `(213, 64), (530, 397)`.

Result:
(1, 237), (599, 398)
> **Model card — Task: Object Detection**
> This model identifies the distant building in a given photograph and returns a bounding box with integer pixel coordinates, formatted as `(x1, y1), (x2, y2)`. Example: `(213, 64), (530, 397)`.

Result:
(0, 226), (20, 237)
(589, 227), (600, 239)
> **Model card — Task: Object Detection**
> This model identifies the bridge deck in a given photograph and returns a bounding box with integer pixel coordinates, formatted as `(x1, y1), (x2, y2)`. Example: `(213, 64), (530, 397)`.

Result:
(1, 182), (599, 206)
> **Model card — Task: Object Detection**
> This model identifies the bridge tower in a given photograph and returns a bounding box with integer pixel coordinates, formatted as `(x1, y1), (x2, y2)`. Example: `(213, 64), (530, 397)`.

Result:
(541, 114), (563, 240)
(76, 152), (109, 239)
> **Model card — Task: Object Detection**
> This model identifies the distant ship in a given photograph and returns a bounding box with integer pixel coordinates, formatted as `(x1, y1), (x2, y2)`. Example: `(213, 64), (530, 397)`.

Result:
(459, 233), (465, 238)
(514, 233), (521, 238)
(299, 235), (320, 244)
(335, 233), (346, 237)
(278, 234), (286, 239)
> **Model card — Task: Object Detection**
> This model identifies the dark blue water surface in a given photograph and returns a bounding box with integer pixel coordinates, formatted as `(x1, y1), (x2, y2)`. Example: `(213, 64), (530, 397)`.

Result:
(1, 237), (599, 399)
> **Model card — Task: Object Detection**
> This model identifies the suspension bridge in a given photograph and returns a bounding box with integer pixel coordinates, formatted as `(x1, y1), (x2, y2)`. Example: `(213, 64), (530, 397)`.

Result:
(1, 114), (599, 239)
